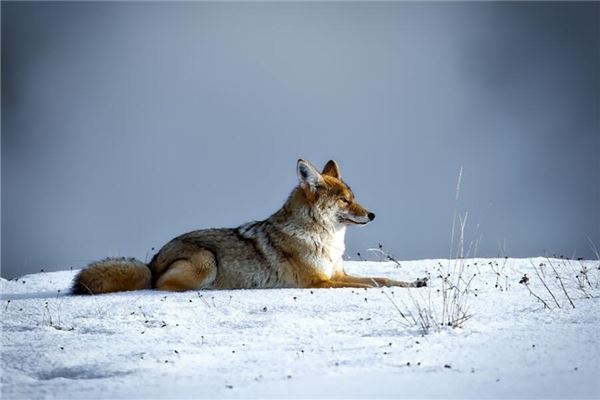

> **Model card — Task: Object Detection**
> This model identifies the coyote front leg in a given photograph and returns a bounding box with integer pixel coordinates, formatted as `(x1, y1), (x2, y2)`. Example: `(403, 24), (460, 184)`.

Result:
(335, 273), (428, 288)
(310, 280), (373, 289)
(310, 274), (427, 289)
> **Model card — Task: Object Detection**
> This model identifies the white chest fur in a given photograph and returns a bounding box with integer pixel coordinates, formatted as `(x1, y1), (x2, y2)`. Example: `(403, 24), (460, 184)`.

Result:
(307, 226), (346, 278)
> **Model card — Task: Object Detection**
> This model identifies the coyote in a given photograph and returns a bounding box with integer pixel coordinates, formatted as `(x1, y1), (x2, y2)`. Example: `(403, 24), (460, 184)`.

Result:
(73, 159), (427, 294)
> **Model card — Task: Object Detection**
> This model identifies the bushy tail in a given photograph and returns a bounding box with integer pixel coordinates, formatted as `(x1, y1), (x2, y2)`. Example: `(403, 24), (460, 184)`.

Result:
(72, 257), (152, 295)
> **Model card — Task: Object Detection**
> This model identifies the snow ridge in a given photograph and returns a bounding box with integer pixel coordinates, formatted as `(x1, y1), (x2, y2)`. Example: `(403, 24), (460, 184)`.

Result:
(1, 258), (599, 399)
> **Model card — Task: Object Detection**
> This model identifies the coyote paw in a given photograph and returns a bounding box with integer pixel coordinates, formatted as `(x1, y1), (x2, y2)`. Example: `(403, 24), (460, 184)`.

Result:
(413, 277), (428, 288)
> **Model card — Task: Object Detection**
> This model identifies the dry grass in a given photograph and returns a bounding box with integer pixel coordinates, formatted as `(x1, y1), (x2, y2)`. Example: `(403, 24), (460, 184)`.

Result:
(384, 167), (475, 334)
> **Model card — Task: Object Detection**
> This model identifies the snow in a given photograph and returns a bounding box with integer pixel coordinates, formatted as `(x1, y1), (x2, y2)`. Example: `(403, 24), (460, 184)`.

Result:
(1, 258), (599, 399)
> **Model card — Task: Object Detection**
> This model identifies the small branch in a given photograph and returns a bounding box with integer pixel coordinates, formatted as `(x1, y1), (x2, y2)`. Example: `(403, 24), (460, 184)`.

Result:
(522, 281), (551, 309)
(546, 258), (575, 309)
(529, 260), (561, 309)
(381, 290), (416, 328)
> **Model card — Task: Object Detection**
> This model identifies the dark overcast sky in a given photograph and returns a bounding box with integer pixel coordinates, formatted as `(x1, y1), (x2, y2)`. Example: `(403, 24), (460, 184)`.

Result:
(2, 2), (599, 278)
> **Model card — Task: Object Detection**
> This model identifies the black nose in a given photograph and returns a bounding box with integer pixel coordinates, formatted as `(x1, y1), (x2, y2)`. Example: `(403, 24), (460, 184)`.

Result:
(368, 212), (375, 221)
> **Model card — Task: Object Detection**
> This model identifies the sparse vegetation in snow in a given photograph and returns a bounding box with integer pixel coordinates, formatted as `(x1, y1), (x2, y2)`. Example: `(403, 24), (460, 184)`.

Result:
(1, 257), (599, 399)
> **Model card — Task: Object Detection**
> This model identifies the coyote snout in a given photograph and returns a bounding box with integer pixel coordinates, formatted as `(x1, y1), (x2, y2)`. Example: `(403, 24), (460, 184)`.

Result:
(338, 209), (375, 225)
(73, 159), (428, 294)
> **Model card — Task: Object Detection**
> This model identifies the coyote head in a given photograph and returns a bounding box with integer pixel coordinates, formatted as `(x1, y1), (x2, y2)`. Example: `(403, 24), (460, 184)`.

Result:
(295, 159), (375, 228)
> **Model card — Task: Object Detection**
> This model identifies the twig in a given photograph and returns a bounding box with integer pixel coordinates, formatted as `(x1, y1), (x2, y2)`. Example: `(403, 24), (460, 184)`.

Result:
(529, 260), (561, 309)
(546, 258), (575, 308)
(366, 245), (402, 268)
(522, 281), (551, 309)
(382, 290), (418, 330)
(449, 167), (463, 260)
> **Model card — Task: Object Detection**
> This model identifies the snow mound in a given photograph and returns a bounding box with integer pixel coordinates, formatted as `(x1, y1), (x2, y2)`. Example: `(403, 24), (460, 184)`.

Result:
(1, 258), (599, 399)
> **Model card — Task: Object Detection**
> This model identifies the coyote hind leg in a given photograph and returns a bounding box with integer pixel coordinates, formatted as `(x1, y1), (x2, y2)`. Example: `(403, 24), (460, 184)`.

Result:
(155, 250), (217, 292)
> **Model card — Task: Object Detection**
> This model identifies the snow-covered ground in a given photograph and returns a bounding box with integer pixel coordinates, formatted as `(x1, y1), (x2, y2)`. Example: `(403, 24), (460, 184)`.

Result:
(1, 258), (599, 399)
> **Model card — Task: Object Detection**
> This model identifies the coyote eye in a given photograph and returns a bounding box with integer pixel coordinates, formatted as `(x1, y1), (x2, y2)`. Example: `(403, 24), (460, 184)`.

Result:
(340, 197), (351, 205)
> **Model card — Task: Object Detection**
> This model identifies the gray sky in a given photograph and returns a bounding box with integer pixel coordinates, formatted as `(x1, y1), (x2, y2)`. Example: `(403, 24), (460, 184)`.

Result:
(2, 2), (599, 279)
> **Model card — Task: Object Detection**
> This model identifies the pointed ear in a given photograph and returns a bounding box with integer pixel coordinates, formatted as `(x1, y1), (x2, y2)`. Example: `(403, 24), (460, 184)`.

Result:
(322, 160), (341, 179)
(297, 159), (323, 192)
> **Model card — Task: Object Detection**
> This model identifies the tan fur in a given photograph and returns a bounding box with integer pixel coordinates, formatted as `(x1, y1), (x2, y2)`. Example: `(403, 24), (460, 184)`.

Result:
(155, 250), (216, 291)
(72, 258), (151, 294)
(72, 159), (427, 295)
